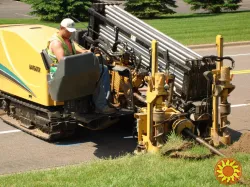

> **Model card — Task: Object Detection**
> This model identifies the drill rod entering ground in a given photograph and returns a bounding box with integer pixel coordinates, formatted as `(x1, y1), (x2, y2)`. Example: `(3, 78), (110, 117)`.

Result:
(182, 129), (226, 157)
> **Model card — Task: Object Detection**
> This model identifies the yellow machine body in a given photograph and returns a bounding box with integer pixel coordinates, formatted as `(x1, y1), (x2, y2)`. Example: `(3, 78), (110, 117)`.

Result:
(0, 25), (59, 106)
(0, 24), (139, 140)
(0, 24), (235, 146)
(0, 25), (82, 107)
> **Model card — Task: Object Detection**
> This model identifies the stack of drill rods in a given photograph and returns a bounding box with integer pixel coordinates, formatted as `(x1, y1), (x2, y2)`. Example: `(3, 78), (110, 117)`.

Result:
(100, 26), (184, 87)
(103, 5), (195, 91)
(111, 5), (201, 60)
(99, 25), (164, 67)
(100, 26), (150, 65)
(99, 29), (184, 90)
(99, 25), (185, 88)
(100, 24), (168, 66)
(105, 9), (187, 65)
(105, 5), (202, 63)
(99, 26), (184, 89)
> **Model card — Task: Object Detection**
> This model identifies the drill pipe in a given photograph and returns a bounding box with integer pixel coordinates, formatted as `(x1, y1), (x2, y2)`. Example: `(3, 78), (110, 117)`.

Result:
(99, 26), (166, 70)
(100, 24), (190, 73)
(99, 25), (186, 89)
(104, 13), (187, 64)
(104, 11), (188, 63)
(88, 6), (215, 101)
(182, 128), (226, 157)
(112, 5), (201, 59)
(106, 5), (201, 59)
(104, 16), (188, 66)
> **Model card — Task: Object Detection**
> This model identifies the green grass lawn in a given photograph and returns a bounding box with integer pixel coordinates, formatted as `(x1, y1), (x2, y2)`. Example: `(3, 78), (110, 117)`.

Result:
(144, 11), (250, 45)
(0, 134), (249, 187)
(0, 153), (249, 187)
(1, 11), (250, 45)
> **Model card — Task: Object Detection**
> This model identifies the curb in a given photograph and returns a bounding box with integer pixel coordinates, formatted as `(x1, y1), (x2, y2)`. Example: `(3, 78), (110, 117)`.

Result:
(188, 41), (250, 49)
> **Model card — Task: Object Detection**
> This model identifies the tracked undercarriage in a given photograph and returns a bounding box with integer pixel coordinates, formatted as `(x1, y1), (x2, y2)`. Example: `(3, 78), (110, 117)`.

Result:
(0, 90), (133, 141)
(0, 92), (77, 141)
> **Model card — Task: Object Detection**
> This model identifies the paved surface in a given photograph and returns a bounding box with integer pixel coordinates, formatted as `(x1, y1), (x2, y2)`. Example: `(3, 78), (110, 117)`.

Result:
(0, 0), (32, 19)
(0, 119), (136, 175)
(1, 0), (250, 19)
(0, 44), (249, 175)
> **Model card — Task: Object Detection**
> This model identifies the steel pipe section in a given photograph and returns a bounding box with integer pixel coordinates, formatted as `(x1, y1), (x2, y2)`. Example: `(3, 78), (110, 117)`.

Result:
(105, 6), (195, 61)
(87, 5), (216, 101)
(111, 5), (202, 58)
(99, 24), (188, 96)
(105, 8), (189, 62)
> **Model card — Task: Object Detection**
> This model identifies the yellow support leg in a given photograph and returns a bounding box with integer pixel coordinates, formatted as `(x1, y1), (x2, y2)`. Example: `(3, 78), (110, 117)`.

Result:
(216, 35), (223, 70)
(211, 73), (220, 146)
(211, 35), (234, 146)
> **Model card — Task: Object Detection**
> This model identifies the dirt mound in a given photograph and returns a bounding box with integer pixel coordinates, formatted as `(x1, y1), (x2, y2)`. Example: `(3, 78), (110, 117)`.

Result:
(221, 132), (250, 155)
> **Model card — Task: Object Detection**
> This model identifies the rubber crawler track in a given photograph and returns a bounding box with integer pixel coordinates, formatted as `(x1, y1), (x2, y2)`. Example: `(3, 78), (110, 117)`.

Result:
(0, 92), (74, 141)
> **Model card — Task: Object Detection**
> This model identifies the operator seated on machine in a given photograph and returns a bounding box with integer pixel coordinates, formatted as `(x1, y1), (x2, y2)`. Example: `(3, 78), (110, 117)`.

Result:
(46, 18), (116, 115)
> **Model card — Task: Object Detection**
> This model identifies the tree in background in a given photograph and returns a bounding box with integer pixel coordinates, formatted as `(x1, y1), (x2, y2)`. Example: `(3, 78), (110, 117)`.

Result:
(25, 0), (91, 22)
(124, 0), (177, 18)
(183, 0), (242, 13)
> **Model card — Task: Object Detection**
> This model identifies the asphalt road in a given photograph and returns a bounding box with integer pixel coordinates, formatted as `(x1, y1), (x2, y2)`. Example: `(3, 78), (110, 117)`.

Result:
(0, 0), (250, 19)
(0, 118), (136, 175)
(0, 0), (33, 19)
(0, 44), (250, 175)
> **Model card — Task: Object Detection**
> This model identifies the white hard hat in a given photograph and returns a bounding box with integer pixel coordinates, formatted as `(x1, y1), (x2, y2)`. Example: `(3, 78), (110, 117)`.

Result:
(60, 18), (76, 32)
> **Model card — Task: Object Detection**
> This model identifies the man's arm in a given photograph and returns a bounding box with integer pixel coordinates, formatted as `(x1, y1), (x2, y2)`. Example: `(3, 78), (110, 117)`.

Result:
(74, 42), (90, 54)
(50, 40), (65, 62)
(76, 48), (90, 54)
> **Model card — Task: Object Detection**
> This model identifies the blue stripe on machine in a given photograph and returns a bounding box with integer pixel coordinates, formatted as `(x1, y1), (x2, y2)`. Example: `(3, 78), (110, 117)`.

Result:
(0, 63), (36, 97)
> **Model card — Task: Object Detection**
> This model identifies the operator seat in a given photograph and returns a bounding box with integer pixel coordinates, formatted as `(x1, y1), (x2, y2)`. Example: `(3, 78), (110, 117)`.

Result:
(41, 51), (100, 102)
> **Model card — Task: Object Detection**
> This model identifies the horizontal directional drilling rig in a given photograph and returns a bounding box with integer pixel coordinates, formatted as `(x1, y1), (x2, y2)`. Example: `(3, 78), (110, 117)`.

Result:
(0, 1), (235, 144)
(74, 1), (236, 151)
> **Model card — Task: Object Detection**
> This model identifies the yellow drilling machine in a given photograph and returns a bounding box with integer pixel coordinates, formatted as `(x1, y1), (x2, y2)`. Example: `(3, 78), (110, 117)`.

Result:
(0, 1), (235, 154)
(134, 38), (235, 154)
